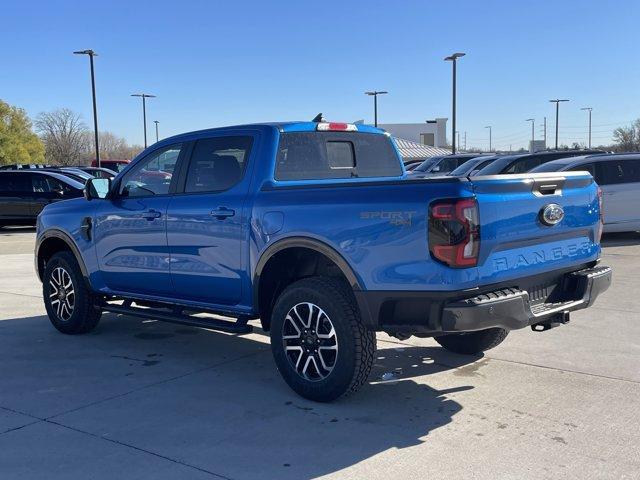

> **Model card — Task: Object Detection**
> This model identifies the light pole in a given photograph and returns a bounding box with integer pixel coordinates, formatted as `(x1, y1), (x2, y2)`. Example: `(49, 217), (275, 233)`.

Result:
(73, 49), (100, 167)
(549, 99), (569, 149)
(364, 91), (388, 127)
(526, 118), (535, 153)
(444, 52), (465, 154)
(581, 107), (593, 148)
(153, 120), (160, 142)
(131, 93), (156, 148)
(485, 125), (492, 152)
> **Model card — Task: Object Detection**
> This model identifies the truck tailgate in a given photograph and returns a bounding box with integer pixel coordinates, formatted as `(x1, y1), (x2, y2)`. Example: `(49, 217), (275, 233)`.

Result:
(470, 172), (601, 285)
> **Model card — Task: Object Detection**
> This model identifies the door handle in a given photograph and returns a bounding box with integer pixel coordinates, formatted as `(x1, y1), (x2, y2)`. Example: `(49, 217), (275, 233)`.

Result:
(141, 209), (162, 220)
(210, 207), (235, 219)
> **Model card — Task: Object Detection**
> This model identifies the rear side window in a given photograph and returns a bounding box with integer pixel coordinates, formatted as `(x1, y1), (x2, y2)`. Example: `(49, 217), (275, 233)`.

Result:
(0, 173), (31, 192)
(596, 159), (640, 185)
(184, 136), (253, 193)
(275, 132), (402, 181)
(31, 174), (71, 193)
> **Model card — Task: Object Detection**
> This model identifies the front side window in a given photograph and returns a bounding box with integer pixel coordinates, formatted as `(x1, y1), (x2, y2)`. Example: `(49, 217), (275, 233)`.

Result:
(31, 174), (71, 194)
(184, 136), (253, 193)
(568, 163), (596, 178)
(119, 144), (182, 197)
(276, 132), (402, 181)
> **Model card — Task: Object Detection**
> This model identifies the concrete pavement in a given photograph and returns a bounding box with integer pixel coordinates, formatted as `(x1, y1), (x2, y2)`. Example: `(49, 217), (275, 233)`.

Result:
(1, 227), (639, 479)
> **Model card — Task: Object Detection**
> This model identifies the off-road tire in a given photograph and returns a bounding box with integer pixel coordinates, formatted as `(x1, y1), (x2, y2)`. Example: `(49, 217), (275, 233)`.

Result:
(43, 251), (102, 334)
(270, 276), (376, 402)
(435, 328), (509, 355)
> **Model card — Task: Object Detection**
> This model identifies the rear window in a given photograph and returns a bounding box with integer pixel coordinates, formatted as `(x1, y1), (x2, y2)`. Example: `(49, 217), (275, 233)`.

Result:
(596, 158), (640, 185)
(275, 132), (402, 181)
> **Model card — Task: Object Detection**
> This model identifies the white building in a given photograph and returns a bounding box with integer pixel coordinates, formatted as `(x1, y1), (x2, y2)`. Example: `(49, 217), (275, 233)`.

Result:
(379, 118), (448, 148)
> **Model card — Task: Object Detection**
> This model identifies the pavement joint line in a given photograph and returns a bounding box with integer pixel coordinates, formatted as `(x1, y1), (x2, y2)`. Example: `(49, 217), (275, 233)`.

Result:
(0, 290), (41, 299)
(45, 348), (269, 421)
(43, 419), (233, 479)
(1, 397), (233, 478)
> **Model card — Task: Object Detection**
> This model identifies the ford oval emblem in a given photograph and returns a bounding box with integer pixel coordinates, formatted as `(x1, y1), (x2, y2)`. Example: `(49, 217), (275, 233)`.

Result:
(540, 203), (564, 226)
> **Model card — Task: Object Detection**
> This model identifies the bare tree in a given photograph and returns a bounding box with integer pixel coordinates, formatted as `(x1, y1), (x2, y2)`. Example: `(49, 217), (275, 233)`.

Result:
(612, 119), (640, 152)
(78, 130), (144, 163)
(35, 109), (90, 165)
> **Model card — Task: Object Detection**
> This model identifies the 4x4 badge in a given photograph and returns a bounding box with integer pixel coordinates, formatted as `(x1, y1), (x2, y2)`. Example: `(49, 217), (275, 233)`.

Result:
(540, 203), (564, 226)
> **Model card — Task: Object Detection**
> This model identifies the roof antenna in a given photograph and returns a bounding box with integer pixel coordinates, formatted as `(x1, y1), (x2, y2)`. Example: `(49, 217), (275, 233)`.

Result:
(312, 113), (324, 123)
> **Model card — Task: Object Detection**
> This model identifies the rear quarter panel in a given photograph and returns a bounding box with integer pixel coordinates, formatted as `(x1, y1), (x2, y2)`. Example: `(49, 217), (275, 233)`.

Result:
(250, 178), (481, 293)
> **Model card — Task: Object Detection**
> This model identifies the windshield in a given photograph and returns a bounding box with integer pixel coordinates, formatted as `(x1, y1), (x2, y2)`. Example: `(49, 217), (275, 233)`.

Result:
(412, 157), (441, 172)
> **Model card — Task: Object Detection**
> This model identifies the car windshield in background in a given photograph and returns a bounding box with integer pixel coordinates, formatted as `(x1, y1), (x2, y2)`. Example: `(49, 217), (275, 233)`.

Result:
(448, 156), (499, 176)
(412, 157), (442, 173)
(275, 132), (402, 181)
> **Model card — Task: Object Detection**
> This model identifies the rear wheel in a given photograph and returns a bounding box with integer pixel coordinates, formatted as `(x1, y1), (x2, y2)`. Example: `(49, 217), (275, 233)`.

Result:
(270, 277), (376, 402)
(43, 251), (101, 334)
(435, 328), (508, 355)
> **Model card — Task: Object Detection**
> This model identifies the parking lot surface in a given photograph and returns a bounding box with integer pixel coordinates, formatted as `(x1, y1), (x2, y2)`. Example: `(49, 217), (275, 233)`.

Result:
(1, 227), (639, 479)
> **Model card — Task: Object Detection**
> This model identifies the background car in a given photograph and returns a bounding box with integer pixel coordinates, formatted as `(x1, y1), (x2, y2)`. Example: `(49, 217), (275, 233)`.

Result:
(0, 170), (84, 228)
(474, 150), (604, 176)
(403, 160), (424, 171)
(530, 153), (640, 232)
(91, 159), (130, 172)
(409, 153), (488, 177)
(447, 154), (501, 177)
(77, 166), (117, 179)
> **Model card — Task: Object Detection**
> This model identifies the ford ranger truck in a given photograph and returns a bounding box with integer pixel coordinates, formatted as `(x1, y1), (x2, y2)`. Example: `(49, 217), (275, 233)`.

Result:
(35, 121), (612, 402)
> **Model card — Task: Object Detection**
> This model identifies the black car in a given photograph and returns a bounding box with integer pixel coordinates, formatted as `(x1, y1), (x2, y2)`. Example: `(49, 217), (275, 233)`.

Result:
(474, 150), (604, 176)
(0, 170), (84, 228)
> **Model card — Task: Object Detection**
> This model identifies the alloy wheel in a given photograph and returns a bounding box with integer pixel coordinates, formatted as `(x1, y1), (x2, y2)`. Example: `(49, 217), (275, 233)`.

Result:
(49, 266), (75, 321)
(282, 302), (338, 381)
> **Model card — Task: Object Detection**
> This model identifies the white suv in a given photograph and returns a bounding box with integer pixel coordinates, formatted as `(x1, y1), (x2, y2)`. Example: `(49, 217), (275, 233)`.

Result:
(530, 153), (640, 233)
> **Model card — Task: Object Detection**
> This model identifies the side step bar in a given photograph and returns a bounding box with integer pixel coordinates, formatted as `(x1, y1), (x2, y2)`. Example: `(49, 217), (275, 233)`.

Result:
(101, 302), (253, 334)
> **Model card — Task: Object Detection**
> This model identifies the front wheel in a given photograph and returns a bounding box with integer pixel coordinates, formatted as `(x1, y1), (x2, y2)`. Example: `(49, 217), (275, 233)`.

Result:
(435, 328), (509, 355)
(270, 277), (376, 402)
(43, 251), (102, 334)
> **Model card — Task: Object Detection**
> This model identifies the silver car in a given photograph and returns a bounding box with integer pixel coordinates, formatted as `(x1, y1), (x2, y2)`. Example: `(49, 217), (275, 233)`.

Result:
(530, 153), (640, 233)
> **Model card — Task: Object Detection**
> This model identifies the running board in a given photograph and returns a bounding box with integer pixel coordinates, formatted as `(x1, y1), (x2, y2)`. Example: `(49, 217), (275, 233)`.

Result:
(101, 302), (253, 334)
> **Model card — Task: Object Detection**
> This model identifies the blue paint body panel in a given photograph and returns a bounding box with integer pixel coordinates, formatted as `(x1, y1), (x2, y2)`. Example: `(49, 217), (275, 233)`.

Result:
(36, 122), (602, 317)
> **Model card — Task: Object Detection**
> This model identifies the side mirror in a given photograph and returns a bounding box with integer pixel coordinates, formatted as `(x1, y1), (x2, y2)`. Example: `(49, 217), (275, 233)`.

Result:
(84, 177), (111, 201)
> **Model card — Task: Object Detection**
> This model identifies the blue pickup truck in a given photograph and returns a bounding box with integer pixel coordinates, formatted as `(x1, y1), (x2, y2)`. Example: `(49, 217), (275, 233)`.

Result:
(35, 121), (612, 401)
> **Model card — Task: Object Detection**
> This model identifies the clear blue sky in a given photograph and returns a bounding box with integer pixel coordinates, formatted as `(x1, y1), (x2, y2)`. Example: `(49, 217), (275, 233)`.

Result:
(2, 0), (638, 150)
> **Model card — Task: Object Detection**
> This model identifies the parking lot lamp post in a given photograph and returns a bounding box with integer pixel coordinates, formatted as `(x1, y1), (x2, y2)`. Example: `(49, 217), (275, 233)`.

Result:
(526, 118), (535, 153)
(131, 94), (156, 148)
(73, 49), (100, 167)
(485, 125), (492, 152)
(581, 107), (592, 148)
(154, 120), (159, 143)
(444, 52), (465, 154)
(549, 99), (569, 149)
(364, 91), (388, 127)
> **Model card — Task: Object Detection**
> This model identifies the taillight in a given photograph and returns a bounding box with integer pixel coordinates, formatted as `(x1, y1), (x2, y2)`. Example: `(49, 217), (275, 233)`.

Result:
(316, 122), (357, 132)
(596, 186), (604, 242)
(429, 198), (480, 268)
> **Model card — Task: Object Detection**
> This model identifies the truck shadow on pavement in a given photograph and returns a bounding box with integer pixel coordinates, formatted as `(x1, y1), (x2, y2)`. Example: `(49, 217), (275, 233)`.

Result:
(0, 313), (478, 479)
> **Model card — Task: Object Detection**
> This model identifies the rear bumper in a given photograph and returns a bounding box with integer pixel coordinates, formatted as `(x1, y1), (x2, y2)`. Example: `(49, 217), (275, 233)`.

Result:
(354, 265), (612, 335)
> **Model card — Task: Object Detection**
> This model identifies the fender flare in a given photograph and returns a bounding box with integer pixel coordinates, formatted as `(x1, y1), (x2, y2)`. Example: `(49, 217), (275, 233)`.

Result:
(253, 236), (362, 310)
(35, 229), (89, 282)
